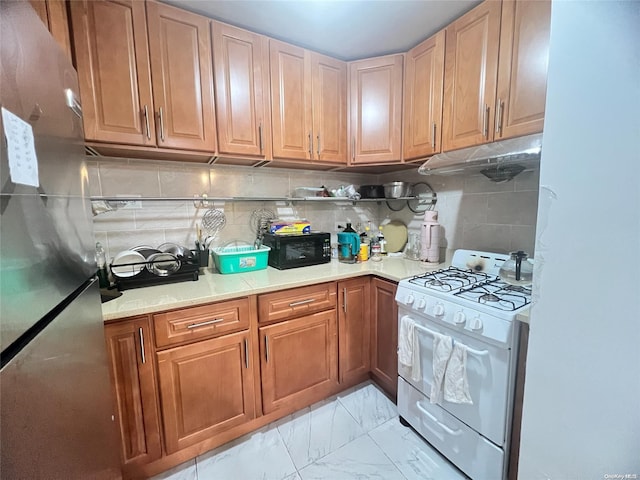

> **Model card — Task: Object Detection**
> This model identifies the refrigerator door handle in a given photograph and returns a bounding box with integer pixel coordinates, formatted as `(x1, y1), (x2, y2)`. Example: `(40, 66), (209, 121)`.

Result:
(64, 88), (82, 118)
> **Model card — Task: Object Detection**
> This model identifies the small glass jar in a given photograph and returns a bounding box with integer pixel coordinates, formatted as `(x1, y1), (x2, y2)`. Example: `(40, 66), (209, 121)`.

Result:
(370, 240), (382, 262)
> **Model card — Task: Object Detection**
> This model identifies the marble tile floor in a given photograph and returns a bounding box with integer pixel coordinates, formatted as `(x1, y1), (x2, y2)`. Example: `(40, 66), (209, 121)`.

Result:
(151, 381), (467, 480)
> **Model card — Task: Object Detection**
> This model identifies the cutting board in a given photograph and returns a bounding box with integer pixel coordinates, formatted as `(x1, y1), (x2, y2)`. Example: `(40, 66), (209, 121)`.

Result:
(384, 220), (408, 253)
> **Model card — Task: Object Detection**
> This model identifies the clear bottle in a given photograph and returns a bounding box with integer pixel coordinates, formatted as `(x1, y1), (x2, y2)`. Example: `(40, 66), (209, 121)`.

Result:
(370, 237), (382, 262)
(377, 225), (387, 256)
(95, 242), (109, 288)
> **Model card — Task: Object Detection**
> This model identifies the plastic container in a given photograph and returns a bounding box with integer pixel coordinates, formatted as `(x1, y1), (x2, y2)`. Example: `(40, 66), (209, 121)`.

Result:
(211, 245), (270, 274)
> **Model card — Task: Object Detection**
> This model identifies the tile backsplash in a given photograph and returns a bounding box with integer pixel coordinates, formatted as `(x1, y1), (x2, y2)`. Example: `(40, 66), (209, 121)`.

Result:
(89, 157), (539, 261)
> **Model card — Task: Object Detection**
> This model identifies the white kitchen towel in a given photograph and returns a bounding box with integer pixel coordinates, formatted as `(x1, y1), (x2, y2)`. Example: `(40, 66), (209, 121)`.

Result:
(430, 332), (453, 404)
(443, 342), (473, 405)
(398, 315), (421, 382)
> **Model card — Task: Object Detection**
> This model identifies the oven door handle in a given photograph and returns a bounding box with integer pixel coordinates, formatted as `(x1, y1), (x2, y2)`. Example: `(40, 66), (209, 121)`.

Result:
(413, 322), (490, 357)
(416, 401), (462, 436)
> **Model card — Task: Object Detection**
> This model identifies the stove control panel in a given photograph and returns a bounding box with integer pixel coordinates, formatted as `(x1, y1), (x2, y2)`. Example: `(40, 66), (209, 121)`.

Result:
(395, 284), (515, 347)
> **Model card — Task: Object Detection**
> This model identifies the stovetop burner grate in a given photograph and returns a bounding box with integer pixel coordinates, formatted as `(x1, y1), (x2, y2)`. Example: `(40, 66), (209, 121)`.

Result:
(408, 267), (496, 293)
(455, 280), (532, 311)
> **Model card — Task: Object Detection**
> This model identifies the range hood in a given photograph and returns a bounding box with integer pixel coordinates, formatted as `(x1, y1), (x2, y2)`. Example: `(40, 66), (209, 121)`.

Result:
(418, 133), (542, 182)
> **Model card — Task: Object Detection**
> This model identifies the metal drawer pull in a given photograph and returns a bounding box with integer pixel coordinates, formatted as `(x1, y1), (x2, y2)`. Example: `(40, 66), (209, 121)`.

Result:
(258, 123), (264, 154)
(289, 298), (315, 307)
(432, 122), (437, 150)
(308, 132), (313, 158)
(143, 105), (151, 139)
(410, 320), (489, 356)
(343, 288), (347, 313)
(496, 99), (504, 137)
(316, 134), (320, 156)
(265, 336), (270, 363)
(158, 107), (165, 142)
(244, 338), (249, 369)
(416, 402), (462, 436)
(138, 327), (146, 364)
(483, 104), (490, 138)
(352, 137), (355, 161)
(186, 318), (224, 329)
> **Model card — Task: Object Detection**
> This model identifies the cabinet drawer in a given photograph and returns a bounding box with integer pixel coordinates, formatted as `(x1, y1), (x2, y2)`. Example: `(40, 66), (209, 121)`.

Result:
(258, 282), (337, 323)
(153, 298), (251, 348)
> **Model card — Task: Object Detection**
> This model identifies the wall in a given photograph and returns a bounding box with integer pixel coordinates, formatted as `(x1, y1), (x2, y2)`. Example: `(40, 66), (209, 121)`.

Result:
(518, 2), (640, 479)
(89, 157), (540, 261)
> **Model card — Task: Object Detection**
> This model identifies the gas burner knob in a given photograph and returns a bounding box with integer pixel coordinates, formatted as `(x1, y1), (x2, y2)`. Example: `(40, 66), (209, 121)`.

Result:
(405, 294), (415, 305)
(453, 311), (466, 326)
(417, 298), (426, 309)
(470, 316), (484, 331)
(433, 303), (445, 316)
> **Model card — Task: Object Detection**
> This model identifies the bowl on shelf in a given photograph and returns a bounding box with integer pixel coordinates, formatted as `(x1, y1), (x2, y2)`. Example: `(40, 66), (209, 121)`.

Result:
(383, 181), (411, 198)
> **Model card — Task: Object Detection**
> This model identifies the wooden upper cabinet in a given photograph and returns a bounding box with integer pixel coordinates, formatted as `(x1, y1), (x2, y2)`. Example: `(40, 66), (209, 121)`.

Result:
(212, 21), (270, 158)
(403, 30), (445, 160)
(349, 54), (404, 164)
(442, 0), (501, 152)
(270, 40), (312, 161)
(30, 0), (73, 62)
(146, 1), (216, 152)
(104, 317), (162, 469)
(496, 0), (551, 140)
(270, 40), (347, 164)
(70, 0), (155, 145)
(311, 53), (347, 163)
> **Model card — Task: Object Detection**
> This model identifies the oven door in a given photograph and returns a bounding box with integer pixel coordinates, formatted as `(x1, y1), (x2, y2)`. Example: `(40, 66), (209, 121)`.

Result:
(398, 307), (512, 446)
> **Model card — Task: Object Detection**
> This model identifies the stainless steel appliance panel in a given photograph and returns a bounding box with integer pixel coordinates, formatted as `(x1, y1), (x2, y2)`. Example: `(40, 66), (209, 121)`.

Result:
(1, 0), (96, 351)
(0, 280), (120, 479)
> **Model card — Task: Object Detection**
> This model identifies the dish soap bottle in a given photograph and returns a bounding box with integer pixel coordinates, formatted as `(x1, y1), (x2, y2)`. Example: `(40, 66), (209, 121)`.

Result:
(95, 242), (109, 288)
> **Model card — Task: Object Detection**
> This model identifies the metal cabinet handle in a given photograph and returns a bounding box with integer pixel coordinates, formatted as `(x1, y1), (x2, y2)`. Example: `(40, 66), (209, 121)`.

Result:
(265, 336), (270, 363)
(496, 99), (504, 137)
(158, 107), (165, 142)
(352, 137), (355, 161)
(432, 122), (437, 150)
(483, 104), (490, 138)
(187, 318), (224, 329)
(316, 134), (320, 157)
(258, 123), (263, 154)
(308, 132), (313, 158)
(244, 338), (249, 369)
(289, 298), (315, 307)
(143, 105), (151, 140)
(343, 288), (347, 313)
(138, 327), (146, 364)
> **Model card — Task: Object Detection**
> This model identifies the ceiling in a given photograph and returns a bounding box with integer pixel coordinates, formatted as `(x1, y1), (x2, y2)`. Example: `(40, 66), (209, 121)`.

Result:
(164, 0), (481, 61)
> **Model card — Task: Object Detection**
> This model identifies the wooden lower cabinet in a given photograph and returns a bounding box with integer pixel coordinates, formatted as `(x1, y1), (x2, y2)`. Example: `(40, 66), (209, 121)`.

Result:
(259, 310), (338, 414)
(338, 278), (371, 385)
(370, 278), (398, 398)
(104, 316), (162, 469)
(156, 331), (256, 454)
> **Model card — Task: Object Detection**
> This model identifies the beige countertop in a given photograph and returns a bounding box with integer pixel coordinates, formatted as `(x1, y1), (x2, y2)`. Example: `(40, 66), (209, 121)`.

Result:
(101, 256), (442, 321)
(101, 256), (530, 324)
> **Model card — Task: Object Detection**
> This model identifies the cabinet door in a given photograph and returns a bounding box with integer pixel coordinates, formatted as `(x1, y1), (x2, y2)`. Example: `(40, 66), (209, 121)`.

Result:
(311, 53), (347, 164)
(403, 30), (445, 160)
(157, 331), (255, 454)
(147, 1), (216, 152)
(104, 317), (162, 468)
(30, 0), (73, 62)
(213, 21), (270, 158)
(349, 54), (404, 164)
(370, 278), (398, 398)
(70, 0), (155, 145)
(270, 40), (313, 161)
(442, 1), (501, 151)
(338, 278), (370, 385)
(496, 0), (551, 140)
(260, 310), (338, 414)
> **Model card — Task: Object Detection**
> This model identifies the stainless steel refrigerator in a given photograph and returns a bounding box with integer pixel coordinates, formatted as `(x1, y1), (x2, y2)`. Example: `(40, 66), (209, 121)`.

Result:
(1, 1), (120, 478)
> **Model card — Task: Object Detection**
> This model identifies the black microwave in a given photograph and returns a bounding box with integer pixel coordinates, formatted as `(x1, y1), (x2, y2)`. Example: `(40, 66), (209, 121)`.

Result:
(262, 232), (331, 270)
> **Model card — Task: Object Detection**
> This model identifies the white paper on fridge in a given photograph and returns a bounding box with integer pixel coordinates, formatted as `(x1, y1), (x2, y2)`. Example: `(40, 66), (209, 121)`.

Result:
(1, 107), (40, 187)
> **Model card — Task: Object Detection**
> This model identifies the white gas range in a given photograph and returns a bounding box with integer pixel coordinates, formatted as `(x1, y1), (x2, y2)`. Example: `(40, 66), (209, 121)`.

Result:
(395, 249), (531, 480)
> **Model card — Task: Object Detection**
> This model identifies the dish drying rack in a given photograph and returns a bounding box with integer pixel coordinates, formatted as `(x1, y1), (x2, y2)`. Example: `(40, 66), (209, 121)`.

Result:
(110, 252), (202, 291)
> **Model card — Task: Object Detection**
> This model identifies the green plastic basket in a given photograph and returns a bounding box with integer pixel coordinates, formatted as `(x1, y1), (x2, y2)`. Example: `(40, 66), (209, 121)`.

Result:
(211, 245), (270, 274)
